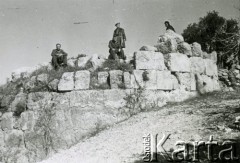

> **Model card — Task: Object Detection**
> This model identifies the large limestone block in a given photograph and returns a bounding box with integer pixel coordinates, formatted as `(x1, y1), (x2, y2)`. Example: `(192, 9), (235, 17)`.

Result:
(167, 53), (191, 72)
(88, 54), (105, 70)
(191, 42), (203, 57)
(139, 45), (157, 52)
(98, 72), (109, 85)
(156, 71), (179, 90)
(132, 70), (144, 88)
(109, 70), (123, 89)
(58, 72), (74, 91)
(144, 70), (157, 89)
(190, 57), (205, 74)
(68, 90), (105, 110)
(178, 73), (191, 91)
(204, 59), (218, 77)
(177, 42), (192, 57)
(74, 70), (90, 90)
(134, 51), (165, 70)
(123, 72), (138, 89)
(103, 89), (127, 109)
(196, 74), (220, 94)
(1, 112), (14, 131)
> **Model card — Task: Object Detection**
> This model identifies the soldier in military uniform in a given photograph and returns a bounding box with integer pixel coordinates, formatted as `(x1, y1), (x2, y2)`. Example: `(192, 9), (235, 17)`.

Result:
(108, 37), (126, 60)
(113, 22), (126, 48)
(51, 43), (68, 70)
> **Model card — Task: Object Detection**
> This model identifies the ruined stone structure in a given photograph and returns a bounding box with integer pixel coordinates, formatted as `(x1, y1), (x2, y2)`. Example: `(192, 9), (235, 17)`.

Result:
(0, 30), (221, 162)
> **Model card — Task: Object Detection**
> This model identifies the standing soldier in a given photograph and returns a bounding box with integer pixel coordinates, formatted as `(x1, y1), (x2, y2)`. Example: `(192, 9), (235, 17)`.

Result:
(113, 22), (127, 49)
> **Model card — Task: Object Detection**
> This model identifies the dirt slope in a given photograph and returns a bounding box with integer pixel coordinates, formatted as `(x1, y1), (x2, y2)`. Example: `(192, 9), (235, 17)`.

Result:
(39, 91), (240, 163)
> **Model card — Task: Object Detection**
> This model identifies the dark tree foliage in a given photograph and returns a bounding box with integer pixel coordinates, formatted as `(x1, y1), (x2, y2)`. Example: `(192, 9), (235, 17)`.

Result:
(182, 11), (240, 68)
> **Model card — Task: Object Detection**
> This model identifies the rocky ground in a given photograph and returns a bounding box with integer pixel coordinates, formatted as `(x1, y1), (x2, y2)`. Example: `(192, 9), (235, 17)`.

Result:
(39, 90), (240, 163)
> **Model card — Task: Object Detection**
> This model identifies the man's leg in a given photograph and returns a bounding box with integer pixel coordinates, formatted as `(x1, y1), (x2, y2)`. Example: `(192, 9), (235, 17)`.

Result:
(52, 55), (59, 69)
(109, 49), (118, 60)
(63, 55), (68, 67)
(119, 49), (126, 60)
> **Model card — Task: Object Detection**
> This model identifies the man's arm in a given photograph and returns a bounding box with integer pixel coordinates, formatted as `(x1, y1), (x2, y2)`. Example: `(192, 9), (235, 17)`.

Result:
(122, 29), (126, 41)
(61, 49), (68, 56)
(109, 41), (115, 50)
(51, 50), (56, 56)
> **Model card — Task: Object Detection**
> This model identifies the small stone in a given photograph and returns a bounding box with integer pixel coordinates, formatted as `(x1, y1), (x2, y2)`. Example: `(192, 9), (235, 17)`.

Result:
(191, 42), (202, 57)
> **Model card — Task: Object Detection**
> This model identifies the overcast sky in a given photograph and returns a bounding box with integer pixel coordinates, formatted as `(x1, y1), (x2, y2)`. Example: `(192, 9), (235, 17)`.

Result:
(0, 0), (239, 84)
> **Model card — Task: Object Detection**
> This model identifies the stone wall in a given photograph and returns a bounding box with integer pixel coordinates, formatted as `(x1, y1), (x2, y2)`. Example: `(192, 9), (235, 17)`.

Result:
(0, 30), (221, 163)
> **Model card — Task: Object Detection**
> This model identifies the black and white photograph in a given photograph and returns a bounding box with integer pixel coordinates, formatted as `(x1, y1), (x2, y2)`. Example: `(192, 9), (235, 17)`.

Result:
(0, 0), (240, 162)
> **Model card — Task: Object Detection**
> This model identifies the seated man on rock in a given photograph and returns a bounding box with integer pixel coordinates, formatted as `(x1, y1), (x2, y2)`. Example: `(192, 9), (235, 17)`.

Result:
(164, 21), (175, 32)
(108, 37), (126, 60)
(51, 43), (68, 70)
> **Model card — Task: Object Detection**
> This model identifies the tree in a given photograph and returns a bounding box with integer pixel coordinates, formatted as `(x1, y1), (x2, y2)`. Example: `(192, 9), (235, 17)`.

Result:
(182, 11), (240, 68)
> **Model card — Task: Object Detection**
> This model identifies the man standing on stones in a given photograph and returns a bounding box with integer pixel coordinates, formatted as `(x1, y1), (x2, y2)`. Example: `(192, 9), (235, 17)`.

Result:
(164, 21), (175, 32)
(108, 37), (126, 60)
(51, 43), (68, 70)
(113, 22), (126, 49)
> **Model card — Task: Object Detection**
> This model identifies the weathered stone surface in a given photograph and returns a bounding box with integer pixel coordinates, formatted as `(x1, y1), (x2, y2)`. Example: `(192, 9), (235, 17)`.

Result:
(88, 54), (105, 70)
(48, 79), (59, 91)
(103, 89), (127, 109)
(203, 51), (217, 63)
(109, 70), (123, 89)
(196, 74), (220, 94)
(167, 53), (191, 72)
(132, 70), (144, 88)
(36, 74), (49, 84)
(20, 111), (36, 131)
(0, 95), (14, 109)
(67, 58), (76, 67)
(10, 92), (27, 113)
(58, 72), (74, 91)
(190, 73), (197, 91)
(139, 45), (157, 52)
(204, 59), (218, 77)
(23, 76), (36, 91)
(1, 112), (14, 130)
(98, 72), (109, 85)
(178, 73), (191, 91)
(190, 57), (205, 74)
(154, 40), (176, 54)
(165, 85), (198, 102)
(77, 56), (89, 68)
(4, 129), (24, 147)
(177, 42), (192, 57)
(144, 70), (157, 89)
(165, 30), (184, 43)
(191, 42), (202, 57)
(156, 71), (179, 90)
(68, 90), (104, 110)
(74, 71), (90, 90)
(123, 72), (138, 89)
(27, 92), (53, 111)
(134, 51), (165, 70)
